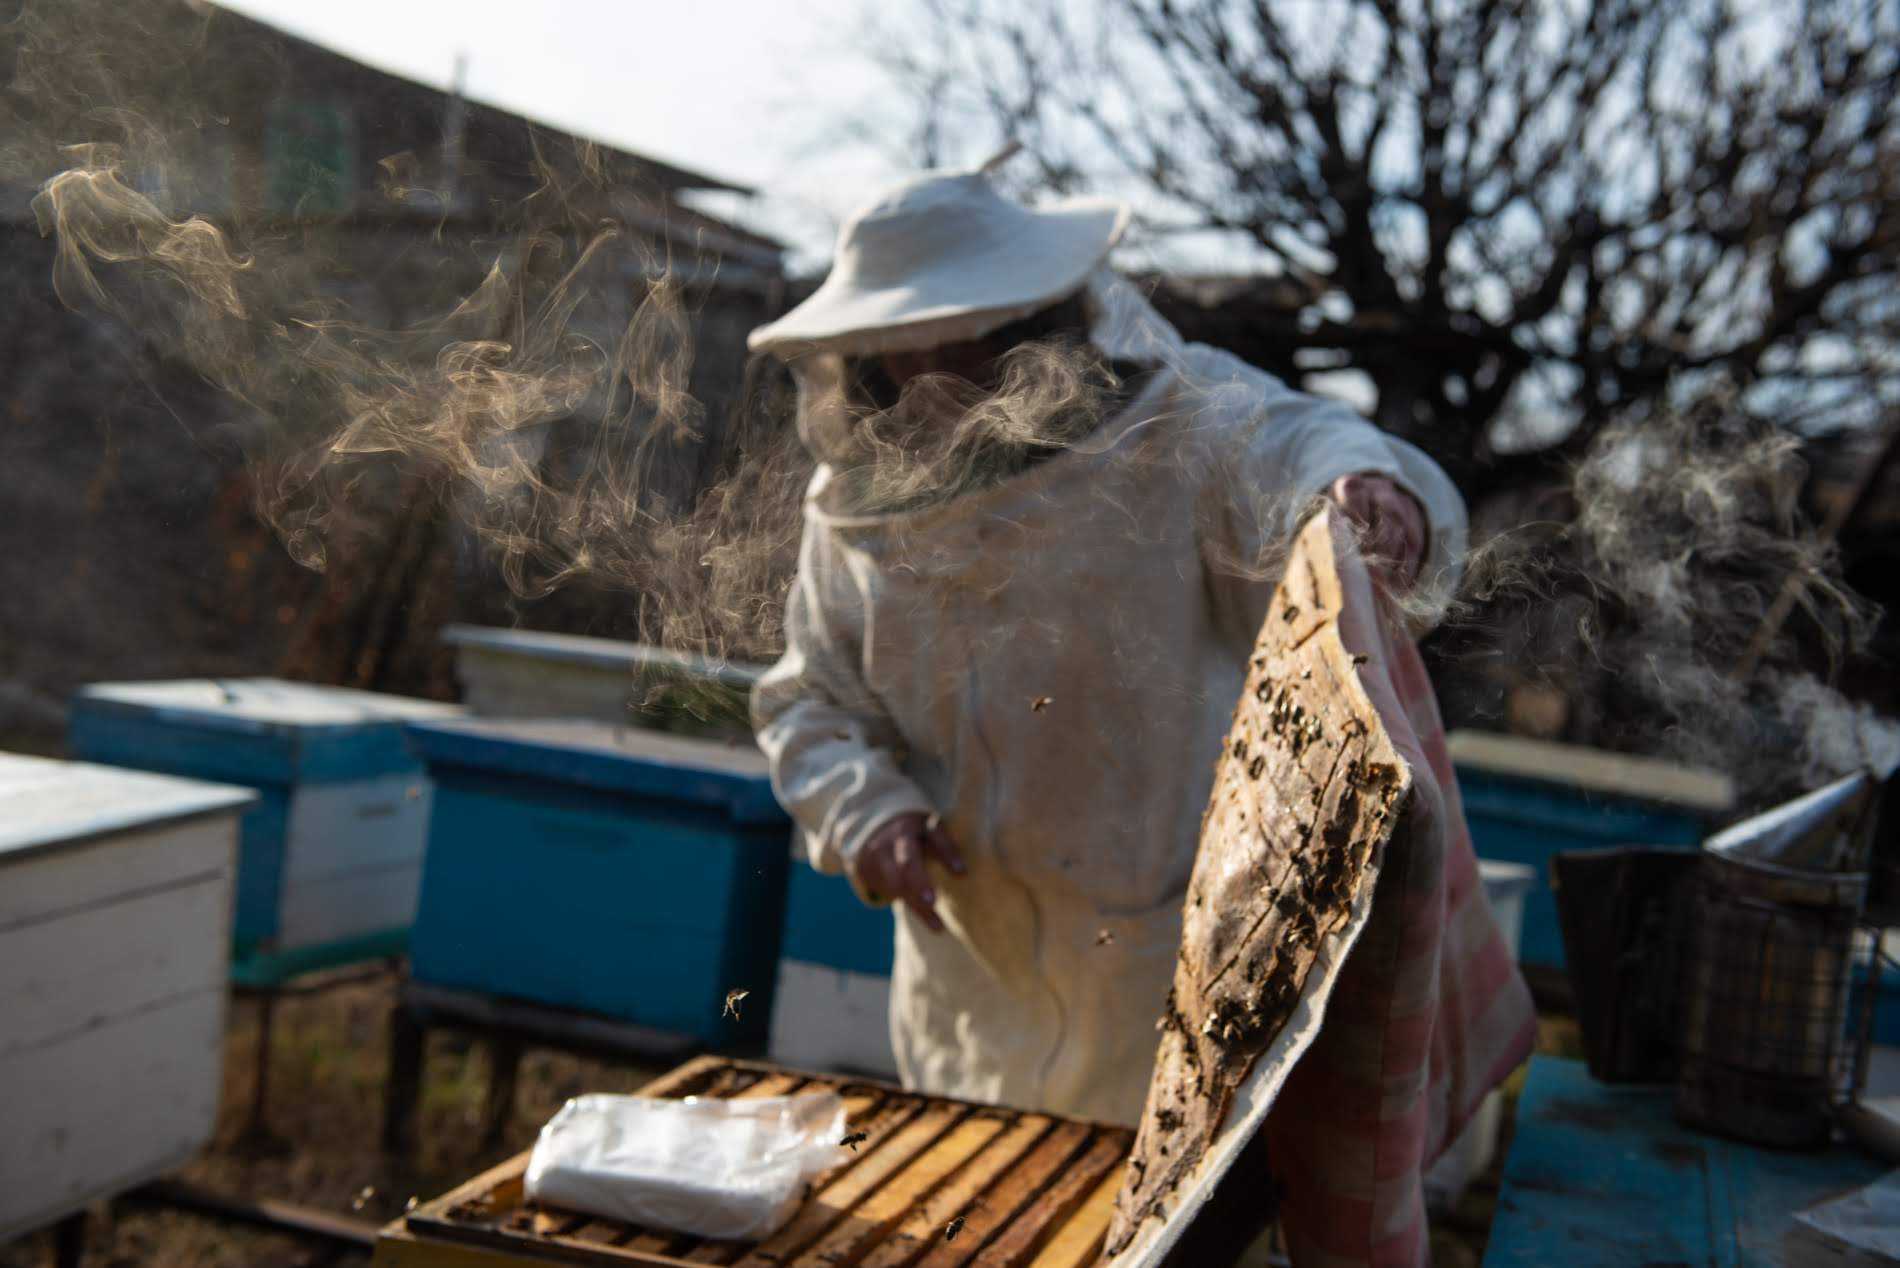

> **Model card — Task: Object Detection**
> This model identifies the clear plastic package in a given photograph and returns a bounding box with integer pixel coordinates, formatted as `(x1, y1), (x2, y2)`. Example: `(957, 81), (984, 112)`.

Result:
(524, 1092), (849, 1241)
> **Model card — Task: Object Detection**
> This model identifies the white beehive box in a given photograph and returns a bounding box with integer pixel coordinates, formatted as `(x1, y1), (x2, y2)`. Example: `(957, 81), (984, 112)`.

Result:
(442, 624), (763, 736)
(768, 852), (900, 1081)
(0, 753), (253, 1241)
(67, 679), (461, 983)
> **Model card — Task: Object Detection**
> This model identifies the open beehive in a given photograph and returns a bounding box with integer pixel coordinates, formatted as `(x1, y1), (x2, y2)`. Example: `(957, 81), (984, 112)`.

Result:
(376, 1057), (1133, 1267)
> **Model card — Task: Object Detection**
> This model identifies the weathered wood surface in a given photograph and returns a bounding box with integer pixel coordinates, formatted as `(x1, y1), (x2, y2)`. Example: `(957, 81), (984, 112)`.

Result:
(0, 751), (253, 862)
(1104, 510), (1414, 1257)
(769, 959), (900, 1081)
(1487, 1056), (1888, 1267)
(383, 1058), (1134, 1268)
(277, 772), (432, 948)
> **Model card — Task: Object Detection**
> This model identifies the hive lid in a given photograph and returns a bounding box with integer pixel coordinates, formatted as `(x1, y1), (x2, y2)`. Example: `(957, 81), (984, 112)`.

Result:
(1447, 729), (1736, 816)
(404, 717), (783, 822)
(442, 625), (766, 688)
(0, 751), (255, 863)
(1704, 770), (1877, 875)
(74, 678), (464, 735)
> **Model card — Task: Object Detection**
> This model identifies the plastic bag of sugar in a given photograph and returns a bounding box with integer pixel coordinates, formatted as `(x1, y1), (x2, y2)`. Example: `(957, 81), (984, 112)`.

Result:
(524, 1091), (848, 1242)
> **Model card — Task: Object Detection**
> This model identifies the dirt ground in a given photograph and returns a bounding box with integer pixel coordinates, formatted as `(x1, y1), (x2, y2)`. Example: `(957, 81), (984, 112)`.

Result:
(1, 969), (666, 1268)
(0, 973), (1578, 1267)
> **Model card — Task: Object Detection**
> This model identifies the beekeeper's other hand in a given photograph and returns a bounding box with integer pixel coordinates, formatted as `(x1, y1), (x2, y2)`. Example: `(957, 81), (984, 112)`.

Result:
(1329, 472), (1426, 590)
(853, 812), (966, 933)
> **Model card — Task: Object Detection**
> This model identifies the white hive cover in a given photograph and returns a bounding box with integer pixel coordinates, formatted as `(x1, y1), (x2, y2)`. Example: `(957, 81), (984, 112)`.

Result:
(0, 751), (254, 862)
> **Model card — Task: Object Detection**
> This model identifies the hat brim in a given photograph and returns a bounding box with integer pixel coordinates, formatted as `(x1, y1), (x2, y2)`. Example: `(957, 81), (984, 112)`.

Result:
(749, 198), (1130, 358)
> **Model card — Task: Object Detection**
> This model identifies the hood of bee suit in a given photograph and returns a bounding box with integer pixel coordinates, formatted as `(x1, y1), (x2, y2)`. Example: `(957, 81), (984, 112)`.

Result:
(750, 165), (1134, 359)
(748, 164), (1192, 463)
(782, 263), (1189, 465)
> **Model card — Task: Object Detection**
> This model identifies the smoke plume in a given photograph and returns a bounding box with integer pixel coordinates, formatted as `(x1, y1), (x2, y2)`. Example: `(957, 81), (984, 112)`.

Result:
(1451, 392), (1900, 810)
(8, 0), (1895, 808)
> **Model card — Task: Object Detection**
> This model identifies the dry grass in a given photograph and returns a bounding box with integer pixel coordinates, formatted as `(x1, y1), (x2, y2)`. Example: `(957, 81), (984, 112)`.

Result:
(0, 969), (662, 1268)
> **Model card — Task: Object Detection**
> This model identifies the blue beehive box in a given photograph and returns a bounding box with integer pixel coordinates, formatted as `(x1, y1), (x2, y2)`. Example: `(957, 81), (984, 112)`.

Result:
(1449, 729), (1735, 970)
(67, 678), (463, 986)
(769, 859), (899, 1078)
(403, 717), (792, 1048)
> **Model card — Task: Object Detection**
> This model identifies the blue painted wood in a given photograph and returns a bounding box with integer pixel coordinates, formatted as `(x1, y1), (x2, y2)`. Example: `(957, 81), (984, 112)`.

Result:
(68, 702), (431, 785)
(781, 862), (893, 978)
(403, 718), (785, 825)
(408, 748), (792, 1046)
(1848, 958), (1900, 1049)
(1487, 1057), (1885, 1267)
(1456, 768), (1712, 969)
(231, 788), (290, 950)
(66, 679), (455, 974)
(229, 928), (409, 989)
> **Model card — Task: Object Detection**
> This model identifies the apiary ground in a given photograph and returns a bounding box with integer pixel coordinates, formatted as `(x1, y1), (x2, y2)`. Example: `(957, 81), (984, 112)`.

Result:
(0, 971), (1578, 1267)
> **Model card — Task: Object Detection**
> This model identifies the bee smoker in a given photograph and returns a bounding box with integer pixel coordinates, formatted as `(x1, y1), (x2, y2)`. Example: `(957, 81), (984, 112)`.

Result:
(1675, 850), (1868, 1148)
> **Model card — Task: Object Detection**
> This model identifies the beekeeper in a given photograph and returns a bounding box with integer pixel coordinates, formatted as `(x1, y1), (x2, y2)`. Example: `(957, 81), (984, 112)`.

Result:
(749, 163), (1465, 1125)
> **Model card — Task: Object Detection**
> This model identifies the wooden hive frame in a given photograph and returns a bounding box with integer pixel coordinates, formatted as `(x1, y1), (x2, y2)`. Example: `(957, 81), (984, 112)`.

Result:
(375, 1056), (1133, 1268)
(1107, 509), (1416, 1261)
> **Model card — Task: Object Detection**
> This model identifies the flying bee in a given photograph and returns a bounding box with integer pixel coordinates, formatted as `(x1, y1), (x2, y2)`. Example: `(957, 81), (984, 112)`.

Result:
(1095, 928), (1116, 946)
(723, 988), (749, 1020)
(944, 1215), (966, 1242)
(840, 1131), (869, 1151)
(1030, 695), (1053, 713)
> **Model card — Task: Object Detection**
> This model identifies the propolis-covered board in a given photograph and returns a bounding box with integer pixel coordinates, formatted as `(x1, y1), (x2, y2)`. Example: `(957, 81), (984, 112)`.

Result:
(1105, 509), (1415, 1262)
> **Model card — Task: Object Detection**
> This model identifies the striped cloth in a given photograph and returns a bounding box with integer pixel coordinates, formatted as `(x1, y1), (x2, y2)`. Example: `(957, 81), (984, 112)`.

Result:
(1264, 614), (1538, 1267)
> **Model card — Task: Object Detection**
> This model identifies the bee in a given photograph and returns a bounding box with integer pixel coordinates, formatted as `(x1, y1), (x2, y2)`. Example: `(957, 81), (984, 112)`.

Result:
(1095, 929), (1116, 946)
(840, 1131), (869, 1151)
(1030, 695), (1053, 713)
(723, 988), (749, 1020)
(351, 1185), (376, 1211)
(944, 1215), (966, 1242)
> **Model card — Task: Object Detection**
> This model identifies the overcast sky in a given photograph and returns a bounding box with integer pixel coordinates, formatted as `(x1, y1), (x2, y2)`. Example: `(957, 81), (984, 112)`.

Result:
(215, 0), (924, 264)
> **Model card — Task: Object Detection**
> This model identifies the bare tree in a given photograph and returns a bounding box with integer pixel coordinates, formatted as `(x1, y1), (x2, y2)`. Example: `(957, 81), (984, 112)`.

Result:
(868, 0), (1900, 498)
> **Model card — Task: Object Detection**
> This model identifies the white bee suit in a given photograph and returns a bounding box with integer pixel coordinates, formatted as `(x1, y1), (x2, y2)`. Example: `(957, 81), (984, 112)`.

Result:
(750, 175), (1466, 1125)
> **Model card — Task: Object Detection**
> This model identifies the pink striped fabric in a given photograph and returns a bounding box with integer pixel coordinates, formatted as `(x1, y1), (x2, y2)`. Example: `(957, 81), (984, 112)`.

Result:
(1265, 612), (1538, 1267)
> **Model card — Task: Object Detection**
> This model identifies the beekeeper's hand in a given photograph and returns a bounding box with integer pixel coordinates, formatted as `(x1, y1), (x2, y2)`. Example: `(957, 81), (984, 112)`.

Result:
(1329, 473), (1427, 590)
(853, 812), (966, 933)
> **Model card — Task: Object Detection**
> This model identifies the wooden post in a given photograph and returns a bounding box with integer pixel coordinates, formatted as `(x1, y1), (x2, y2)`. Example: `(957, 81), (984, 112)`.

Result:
(235, 991), (289, 1156)
(383, 998), (426, 1157)
(50, 1209), (86, 1268)
(482, 1038), (522, 1147)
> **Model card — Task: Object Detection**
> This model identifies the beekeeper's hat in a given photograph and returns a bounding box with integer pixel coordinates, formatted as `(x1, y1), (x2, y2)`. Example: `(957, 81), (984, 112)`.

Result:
(748, 155), (1130, 359)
